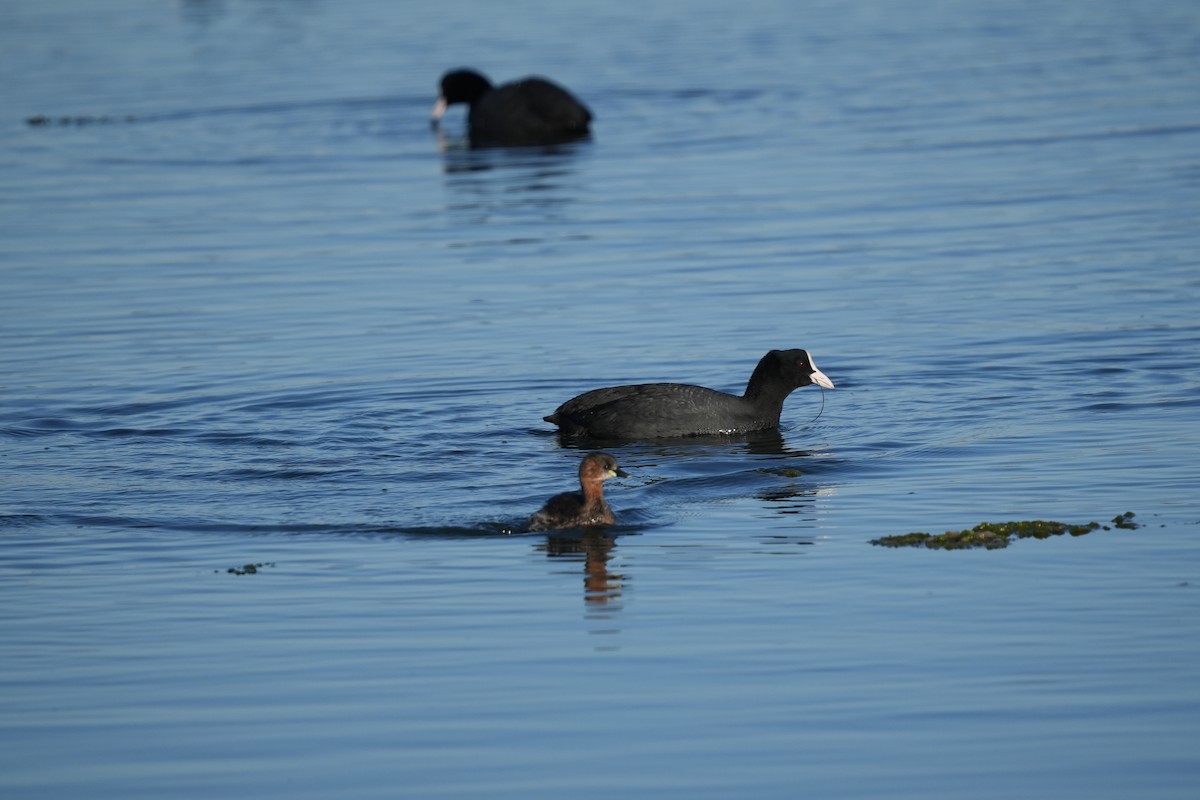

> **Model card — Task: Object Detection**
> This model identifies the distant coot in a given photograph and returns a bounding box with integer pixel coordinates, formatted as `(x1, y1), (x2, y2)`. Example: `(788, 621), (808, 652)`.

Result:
(527, 452), (627, 531)
(431, 68), (592, 147)
(544, 349), (835, 440)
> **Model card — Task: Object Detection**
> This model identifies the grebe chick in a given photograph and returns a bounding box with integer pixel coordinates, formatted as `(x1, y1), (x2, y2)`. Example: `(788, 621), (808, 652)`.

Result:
(527, 452), (627, 532)
(430, 68), (592, 147)
(544, 349), (835, 440)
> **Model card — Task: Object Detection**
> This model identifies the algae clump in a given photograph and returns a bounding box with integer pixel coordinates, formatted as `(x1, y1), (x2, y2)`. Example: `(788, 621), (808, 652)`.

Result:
(871, 513), (1139, 550)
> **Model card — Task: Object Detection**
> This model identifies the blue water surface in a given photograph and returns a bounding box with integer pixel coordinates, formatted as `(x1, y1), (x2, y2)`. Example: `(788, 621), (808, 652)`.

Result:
(2, 1), (1199, 798)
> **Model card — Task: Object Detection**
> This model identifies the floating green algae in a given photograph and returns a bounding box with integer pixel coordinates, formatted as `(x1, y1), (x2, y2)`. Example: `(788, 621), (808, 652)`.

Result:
(871, 512), (1139, 550)
(1110, 511), (1140, 529)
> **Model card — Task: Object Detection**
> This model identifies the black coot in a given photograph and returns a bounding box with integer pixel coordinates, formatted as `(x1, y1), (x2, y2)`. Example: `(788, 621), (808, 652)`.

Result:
(431, 68), (592, 147)
(544, 349), (835, 440)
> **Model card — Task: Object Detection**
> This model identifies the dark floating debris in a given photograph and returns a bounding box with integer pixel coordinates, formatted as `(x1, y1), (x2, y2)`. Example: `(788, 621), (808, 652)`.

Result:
(1110, 511), (1139, 529)
(26, 114), (137, 127)
(871, 512), (1139, 550)
(218, 562), (276, 575)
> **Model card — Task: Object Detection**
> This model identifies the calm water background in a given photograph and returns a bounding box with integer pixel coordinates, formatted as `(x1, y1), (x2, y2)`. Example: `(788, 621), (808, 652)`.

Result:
(3, 0), (1199, 797)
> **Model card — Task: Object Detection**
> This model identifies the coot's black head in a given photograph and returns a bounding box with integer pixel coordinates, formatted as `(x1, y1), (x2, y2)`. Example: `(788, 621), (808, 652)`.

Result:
(752, 349), (836, 391)
(437, 69), (494, 107)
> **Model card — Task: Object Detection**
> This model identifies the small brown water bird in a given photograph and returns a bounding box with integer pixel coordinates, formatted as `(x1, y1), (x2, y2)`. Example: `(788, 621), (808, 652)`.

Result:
(527, 452), (627, 532)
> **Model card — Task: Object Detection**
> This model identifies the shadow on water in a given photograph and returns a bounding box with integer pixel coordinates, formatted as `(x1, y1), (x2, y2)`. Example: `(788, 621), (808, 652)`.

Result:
(437, 135), (593, 169)
(439, 140), (590, 192)
(551, 426), (797, 455)
(435, 128), (591, 192)
(435, 137), (594, 235)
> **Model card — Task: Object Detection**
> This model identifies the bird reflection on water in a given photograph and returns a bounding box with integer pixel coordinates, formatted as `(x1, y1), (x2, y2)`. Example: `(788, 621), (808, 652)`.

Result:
(539, 529), (624, 611)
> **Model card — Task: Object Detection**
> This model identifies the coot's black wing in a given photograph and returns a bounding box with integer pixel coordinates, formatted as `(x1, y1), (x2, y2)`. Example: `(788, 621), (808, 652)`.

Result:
(516, 78), (592, 127)
(546, 383), (755, 439)
(471, 78), (591, 146)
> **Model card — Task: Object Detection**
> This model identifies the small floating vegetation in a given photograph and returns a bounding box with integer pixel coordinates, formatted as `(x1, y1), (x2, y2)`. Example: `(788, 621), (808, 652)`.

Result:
(871, 512), (1139, 550)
